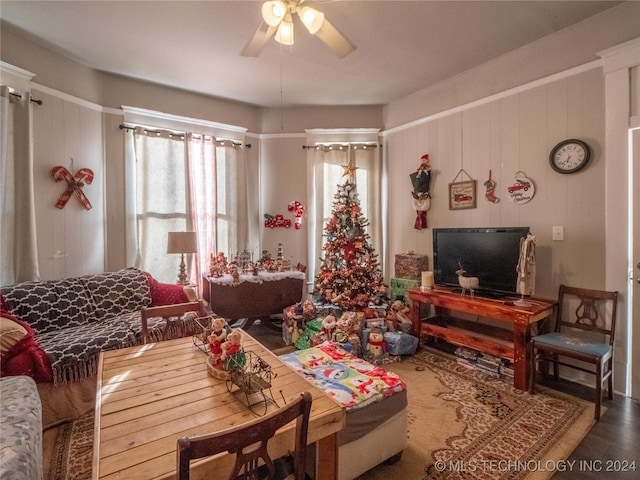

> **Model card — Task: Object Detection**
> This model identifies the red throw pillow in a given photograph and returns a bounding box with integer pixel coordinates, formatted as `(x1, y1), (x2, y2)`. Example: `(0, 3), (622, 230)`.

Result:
(0, 305), (53, 383)
(143, 271), (190, 306)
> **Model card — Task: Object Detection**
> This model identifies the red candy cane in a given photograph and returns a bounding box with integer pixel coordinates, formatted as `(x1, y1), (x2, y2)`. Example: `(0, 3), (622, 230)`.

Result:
(288, 201), (305, 229)
(51, 166), (94, 210)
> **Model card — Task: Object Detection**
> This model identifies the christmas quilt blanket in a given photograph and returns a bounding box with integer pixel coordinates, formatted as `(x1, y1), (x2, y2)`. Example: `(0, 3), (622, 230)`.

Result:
(280, 342), (406, 410)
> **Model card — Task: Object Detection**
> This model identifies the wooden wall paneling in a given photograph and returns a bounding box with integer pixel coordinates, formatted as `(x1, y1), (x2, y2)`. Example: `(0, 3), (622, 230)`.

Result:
(388, 128), (414, 264)
(487, 101), (503, 227)
(32, 90), (106, 281)
(32, 91), (55, 280)
(61, 101), (83, 278)
(469, 103), (492, 227)
(103, 113), (126, 272)
(77, 104), (105, 274)
(498, 95), (520, 227)
(437, 114), (456, 226)
(578, 69), (606, 286)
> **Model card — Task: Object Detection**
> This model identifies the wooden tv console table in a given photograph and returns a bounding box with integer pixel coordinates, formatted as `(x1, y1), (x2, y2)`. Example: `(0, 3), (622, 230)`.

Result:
(408, 287), (555, 390)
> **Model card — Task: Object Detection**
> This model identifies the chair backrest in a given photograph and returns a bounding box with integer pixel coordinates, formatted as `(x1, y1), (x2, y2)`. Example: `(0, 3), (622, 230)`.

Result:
(177, 391), (312, 480)
(556, 284), (619, 346)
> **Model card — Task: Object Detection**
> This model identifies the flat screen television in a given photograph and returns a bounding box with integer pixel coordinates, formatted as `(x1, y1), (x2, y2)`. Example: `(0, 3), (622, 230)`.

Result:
(432, 226), (530, 298)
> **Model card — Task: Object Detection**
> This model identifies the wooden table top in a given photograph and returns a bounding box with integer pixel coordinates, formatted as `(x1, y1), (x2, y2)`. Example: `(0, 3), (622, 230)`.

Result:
(92, 331), (344, 480)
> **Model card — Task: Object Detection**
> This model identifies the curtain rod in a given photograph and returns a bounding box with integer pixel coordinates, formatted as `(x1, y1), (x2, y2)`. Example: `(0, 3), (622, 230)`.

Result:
(9, 92), (43, 105)
(119, 124), (251, 148)
(302, 143), (380, 150)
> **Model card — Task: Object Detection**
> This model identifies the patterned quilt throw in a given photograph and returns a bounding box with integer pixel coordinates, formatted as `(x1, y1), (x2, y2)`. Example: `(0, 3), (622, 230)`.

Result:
(280, 342), (406, 410)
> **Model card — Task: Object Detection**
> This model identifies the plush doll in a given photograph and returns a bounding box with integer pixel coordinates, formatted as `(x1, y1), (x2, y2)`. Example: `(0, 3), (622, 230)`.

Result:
(221, 330), (242, 361)
(385, 308), (398, 332)
(322, 314), (337, 339)
(207, 317), (228, 366)
(367, 327), (387, 359)
(409, 154), (432, 230)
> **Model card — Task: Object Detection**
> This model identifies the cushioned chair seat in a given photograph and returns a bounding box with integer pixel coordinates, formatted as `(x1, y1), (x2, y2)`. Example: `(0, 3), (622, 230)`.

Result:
(529, 284), (618, 421)
(532, 332), (612, 359)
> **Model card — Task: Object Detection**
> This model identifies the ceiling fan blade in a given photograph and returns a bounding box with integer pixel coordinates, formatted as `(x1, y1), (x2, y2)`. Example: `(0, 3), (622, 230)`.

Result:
(314, 19), (356, 58)
(241, 23), (277, 57)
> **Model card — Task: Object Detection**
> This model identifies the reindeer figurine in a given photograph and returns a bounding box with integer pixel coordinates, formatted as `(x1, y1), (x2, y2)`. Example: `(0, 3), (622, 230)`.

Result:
(456, 261), (479, 296)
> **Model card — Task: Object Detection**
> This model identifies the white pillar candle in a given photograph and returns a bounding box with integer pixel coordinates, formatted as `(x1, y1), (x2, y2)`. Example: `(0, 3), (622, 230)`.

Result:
(421, 271), (434, 288)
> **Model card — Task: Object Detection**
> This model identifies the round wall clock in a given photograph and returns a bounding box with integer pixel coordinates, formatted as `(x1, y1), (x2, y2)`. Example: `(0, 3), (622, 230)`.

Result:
(549, 139), (591, 174)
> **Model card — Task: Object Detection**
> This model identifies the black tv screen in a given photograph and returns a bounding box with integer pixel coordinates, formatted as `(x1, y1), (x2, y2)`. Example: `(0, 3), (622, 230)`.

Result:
(432, 227), (530, 298)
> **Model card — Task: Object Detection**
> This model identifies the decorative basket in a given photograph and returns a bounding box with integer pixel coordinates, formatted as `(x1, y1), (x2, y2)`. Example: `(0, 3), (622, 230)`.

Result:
(207, 356), (230, 380)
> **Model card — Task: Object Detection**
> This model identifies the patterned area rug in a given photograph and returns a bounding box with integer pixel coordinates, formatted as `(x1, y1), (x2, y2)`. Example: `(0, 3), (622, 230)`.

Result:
(357, 348), (595, 480)
(43, 410), (93, 480)
(43, 347), (594, 480)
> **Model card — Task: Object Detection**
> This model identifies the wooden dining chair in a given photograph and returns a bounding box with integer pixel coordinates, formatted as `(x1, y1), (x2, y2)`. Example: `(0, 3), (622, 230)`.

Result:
(177, 391), (312, 480)
(529, 284), (618, 421)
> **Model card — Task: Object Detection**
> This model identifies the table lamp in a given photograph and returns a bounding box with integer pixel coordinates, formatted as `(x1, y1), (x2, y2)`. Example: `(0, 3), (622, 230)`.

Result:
(167, 231), (198, 285)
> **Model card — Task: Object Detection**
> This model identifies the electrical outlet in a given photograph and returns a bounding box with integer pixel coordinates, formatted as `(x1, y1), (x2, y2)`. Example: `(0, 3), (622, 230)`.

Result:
(552, 226), (564, 241)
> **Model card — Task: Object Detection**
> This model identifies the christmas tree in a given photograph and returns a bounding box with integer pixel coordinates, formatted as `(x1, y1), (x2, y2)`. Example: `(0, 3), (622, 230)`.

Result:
(313, 169), (384, 310)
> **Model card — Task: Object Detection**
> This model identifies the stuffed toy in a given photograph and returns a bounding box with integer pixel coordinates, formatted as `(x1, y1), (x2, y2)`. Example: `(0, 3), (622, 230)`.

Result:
(367, 327), (387, 359)
(385, 308), (398, 332)
(322, 314), (337, 339)
(221, 330), (242, 361)
(409, 154), (432, 230)
(207, 317), (228, 366)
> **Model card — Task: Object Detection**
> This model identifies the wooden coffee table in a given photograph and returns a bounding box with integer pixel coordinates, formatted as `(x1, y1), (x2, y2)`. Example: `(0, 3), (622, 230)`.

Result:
(92, 331), (344, 480)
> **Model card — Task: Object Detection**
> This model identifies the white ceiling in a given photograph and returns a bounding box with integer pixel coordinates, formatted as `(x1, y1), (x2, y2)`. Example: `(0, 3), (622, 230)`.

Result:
(0, 1), (622, 108)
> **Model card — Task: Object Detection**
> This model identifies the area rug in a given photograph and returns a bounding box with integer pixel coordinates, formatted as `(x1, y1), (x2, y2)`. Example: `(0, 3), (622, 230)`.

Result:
(43, 347), (595, 480)
(356, 348), (596, 480)
(43, 409), (93, 480)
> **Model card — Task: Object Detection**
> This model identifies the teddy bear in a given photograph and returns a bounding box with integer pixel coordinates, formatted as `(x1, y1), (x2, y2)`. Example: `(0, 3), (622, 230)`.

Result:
(221, 329), (242, 361)
(367, 327), (387, 360)
(207, 317), (228, 366)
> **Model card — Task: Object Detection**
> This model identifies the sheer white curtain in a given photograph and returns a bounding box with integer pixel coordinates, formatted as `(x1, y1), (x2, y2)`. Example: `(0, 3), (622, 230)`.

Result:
(124, 124), (251, 286)
(306, 143), (381, 285)
(0, 86), (39, 285)
(187, 134), (217, 285)
(125, 128), (191, 283)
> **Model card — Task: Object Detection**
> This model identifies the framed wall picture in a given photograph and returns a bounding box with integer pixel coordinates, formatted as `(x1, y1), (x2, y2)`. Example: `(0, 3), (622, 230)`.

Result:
(449, 179), (477, 210)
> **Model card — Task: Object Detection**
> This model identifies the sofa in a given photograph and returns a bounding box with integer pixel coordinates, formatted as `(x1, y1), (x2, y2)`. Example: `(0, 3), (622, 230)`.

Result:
(0, 267), (205, 426)
(0, 376), (43, 480)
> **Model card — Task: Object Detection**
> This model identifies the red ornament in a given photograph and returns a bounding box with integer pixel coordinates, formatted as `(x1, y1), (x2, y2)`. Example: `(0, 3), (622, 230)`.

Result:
(343, 242), (356, 262)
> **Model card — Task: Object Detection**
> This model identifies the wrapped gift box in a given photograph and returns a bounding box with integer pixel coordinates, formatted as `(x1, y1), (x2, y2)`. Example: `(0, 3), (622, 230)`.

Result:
(394, 253), (429, 280)
(384, 332), (419, 356)
(389, 277), (420, 303)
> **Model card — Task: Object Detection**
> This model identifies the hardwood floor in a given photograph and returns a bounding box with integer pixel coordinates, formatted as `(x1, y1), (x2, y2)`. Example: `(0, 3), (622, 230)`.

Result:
(539, 377), (640, 479)
(248, 323), (640, 479)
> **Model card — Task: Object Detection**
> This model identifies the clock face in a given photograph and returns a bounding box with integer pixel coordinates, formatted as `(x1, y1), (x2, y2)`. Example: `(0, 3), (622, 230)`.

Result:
(550, 139), (591, 174)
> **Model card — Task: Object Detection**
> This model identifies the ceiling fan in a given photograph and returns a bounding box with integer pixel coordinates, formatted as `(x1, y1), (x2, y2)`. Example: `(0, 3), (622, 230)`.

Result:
(241, 0), (356, 58)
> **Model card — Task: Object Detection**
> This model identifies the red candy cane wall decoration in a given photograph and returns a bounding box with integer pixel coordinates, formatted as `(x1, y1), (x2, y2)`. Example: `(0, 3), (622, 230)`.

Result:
(50, 166), (94, 210)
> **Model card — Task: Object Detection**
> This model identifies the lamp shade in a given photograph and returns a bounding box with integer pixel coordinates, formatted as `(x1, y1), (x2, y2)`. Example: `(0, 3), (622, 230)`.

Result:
(167, 232), (198, 254)
(298, 6), (325, 35)
(262, 0), (287, 27)
(275, 14), (294, 45)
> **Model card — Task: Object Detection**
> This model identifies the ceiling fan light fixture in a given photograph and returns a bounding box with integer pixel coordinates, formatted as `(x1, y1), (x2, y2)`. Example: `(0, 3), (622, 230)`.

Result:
(298, 6), (325, 35)
(275, 14), (294, 45)
(262, 0), (287, 27)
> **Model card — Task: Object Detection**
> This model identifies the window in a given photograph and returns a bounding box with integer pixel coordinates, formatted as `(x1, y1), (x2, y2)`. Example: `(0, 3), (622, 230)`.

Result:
(125, 123), (248, 285)
(306, 141), (382, 285)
